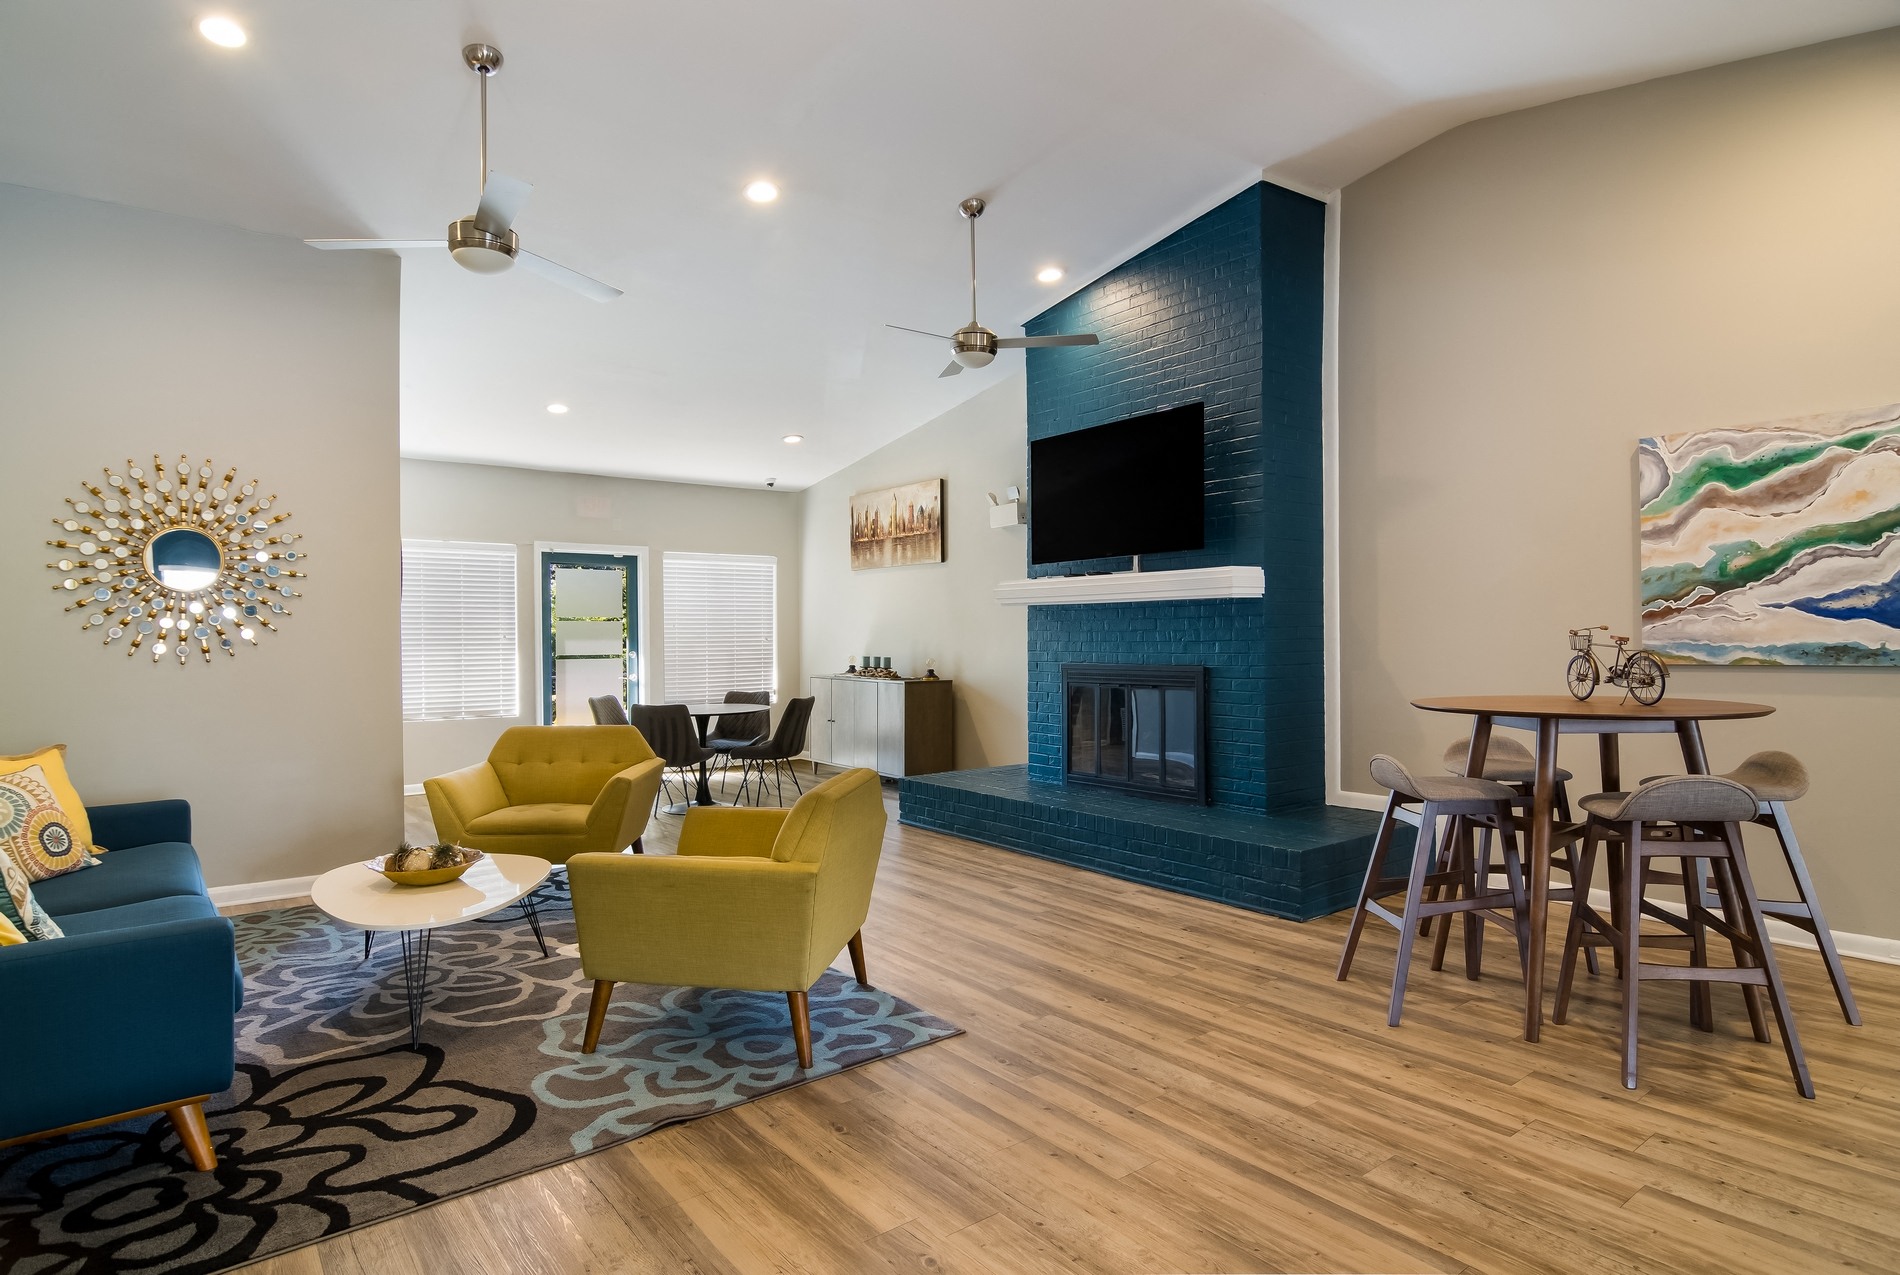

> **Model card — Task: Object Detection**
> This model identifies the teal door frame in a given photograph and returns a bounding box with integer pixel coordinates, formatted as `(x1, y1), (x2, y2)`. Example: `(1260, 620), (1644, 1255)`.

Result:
(539, 550), (640, 725)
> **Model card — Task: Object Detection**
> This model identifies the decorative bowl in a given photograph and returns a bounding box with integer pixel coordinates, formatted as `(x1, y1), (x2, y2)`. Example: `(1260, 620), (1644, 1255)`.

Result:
(366, 846), (484, 887)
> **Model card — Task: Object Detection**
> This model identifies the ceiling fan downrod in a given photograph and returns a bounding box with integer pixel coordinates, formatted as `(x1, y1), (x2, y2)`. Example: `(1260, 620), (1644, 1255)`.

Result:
(463, 43), (503, 198)
(961, 197), (985, 327)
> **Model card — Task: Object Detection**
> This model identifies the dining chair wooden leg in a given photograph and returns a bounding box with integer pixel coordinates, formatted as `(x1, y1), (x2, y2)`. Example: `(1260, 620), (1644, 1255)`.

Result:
(1388, 800), (1441, 1027)
(1605, 837), (1628, 979)
(1428, 815), (1465, 973)
(848, 931), (871, 987)
(582, 979), (616, 1053)
(1681, 852), (1715, 1033)
(1554, 830), (1601, 1025)
(1704, 849), (1770, 1044)
(1459, 824), (1489, 980)
(1721, 822), (1815, 1099)
(1337, 794), (1400, 981)
(1499, 827), (1532, 974)
(1620, 827), (1647, 1090)
(1765, 802), (1861, 1025)
(787, 989), (814, 1068)
(166, 1100), (218, 1172)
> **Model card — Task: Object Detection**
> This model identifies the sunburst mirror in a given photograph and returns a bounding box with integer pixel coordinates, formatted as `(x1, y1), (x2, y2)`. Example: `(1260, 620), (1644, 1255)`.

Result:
(46, 455), (306, 665)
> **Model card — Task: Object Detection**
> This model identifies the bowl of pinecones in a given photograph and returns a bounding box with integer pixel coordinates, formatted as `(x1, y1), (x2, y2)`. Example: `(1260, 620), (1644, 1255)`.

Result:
(368, 843), (484, 886)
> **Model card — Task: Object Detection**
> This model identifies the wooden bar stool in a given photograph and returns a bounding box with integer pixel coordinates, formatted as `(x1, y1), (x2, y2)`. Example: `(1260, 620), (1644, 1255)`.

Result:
(1438, 735), (1599, 976)
(1553, 776), (1813, 1098)
(1645, 751), (1858, 1026)
(1337, 755), (1527, 1026)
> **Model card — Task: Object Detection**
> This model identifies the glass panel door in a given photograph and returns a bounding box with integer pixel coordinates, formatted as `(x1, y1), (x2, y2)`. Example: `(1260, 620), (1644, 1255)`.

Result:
(541, 552), (638, 724)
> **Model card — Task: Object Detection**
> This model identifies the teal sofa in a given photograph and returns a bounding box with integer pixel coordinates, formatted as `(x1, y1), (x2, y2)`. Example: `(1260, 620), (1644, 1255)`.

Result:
(0, 799), (240, 1170)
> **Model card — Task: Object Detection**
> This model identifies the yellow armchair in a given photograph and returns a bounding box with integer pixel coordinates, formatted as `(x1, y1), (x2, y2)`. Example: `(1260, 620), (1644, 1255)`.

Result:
(567, 767), (887, 1067)
(423, 726), (664, 865)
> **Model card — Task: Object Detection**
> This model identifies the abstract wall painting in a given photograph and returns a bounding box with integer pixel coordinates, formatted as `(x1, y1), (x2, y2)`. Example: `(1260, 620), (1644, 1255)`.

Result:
(850, 478), (944, 571)
(1639, 402), (1900, 666)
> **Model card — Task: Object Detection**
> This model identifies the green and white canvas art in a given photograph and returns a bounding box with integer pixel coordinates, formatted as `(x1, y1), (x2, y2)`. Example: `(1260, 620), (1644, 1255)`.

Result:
(1638, 402), (1900, 666)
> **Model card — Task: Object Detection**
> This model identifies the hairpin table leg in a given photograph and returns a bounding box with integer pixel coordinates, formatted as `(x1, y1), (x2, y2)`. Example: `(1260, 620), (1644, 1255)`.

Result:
(397, 928), (433, 1050)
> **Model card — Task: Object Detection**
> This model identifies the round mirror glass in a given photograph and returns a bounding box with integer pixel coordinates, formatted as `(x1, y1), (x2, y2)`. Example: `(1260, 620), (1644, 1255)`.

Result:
(144, 527), (223, 592)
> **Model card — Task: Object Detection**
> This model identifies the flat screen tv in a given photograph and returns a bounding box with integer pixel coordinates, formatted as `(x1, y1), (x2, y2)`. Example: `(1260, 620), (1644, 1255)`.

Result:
(1029, 403), (1205, 566)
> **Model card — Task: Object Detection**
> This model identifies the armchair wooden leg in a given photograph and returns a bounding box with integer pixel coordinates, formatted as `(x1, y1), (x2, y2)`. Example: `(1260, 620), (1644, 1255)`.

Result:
(165, 1101), (217, 1172)
(787, 989), (813, 1068)
(848, 931), (871, 987)
(583, 979), (616, 1053)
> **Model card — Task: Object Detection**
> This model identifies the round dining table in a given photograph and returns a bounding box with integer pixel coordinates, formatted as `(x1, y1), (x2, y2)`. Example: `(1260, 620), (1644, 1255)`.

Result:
(671, 701), (767, 807)
(1411, 694), (1775, 1042)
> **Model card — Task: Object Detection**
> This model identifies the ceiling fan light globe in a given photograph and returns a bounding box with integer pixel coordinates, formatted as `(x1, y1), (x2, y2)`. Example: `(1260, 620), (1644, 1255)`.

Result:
(450, 244), (515, 274)
(447, 218), (518, 274)
(952, 348), (995, 369)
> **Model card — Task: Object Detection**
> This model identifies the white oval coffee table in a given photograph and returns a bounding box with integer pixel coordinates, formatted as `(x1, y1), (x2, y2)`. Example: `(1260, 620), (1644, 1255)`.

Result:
(310, 852), (553, 1048)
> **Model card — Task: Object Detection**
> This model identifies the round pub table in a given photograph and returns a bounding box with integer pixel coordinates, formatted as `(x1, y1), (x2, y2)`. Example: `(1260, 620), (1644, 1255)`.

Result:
(1411, 695), (1774, 1042)
(672, 702), (764, 807)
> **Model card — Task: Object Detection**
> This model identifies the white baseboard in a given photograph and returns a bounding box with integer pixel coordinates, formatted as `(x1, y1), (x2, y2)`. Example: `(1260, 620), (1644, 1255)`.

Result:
(402, 783), (424, 797)
(1585, 888), (1899, 966)
(1329, 786), (1387, 812)
(209, 875), (317, 909)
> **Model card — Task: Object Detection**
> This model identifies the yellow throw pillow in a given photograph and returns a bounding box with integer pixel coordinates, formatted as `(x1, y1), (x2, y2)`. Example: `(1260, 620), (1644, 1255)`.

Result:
(0, 912), (24, 945)
(0, 760), (100, 881)
(0, 849), (63, 941)
(0, 746), (94, 852)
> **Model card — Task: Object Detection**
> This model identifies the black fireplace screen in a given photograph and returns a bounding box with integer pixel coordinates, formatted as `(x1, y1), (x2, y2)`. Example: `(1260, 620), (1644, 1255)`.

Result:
(1061, 663), (1209, 804)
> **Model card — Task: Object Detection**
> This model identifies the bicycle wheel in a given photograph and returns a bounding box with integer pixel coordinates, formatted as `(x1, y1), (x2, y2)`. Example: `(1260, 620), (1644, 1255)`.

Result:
(1626, 652), (1667, 705)
(1566, 654), (1598, 700)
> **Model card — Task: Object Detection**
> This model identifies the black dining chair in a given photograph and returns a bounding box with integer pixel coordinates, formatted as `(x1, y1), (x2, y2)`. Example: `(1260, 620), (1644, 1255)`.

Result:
(733, 696), (815, 807)
(705, 690), (771, 797)
(625, 703), (709, 814)
(588, 695), (630, 725)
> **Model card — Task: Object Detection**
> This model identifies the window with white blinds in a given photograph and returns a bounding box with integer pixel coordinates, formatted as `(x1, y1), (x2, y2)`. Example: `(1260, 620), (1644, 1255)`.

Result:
(662, 552), (777, 705)
(401, 540), (519, 721)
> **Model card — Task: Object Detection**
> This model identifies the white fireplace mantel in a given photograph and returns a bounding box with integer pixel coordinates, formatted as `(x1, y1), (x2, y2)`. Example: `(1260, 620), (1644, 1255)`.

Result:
(993, 565), (1265, 607)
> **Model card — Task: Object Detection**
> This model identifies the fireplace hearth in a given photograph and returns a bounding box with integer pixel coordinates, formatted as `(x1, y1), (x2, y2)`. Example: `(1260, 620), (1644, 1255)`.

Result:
(1062, 663), (1209, 804)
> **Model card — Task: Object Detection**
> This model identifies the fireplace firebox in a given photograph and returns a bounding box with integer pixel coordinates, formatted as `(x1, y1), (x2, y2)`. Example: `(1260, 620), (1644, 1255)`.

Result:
(1061, 663), (1209, 804)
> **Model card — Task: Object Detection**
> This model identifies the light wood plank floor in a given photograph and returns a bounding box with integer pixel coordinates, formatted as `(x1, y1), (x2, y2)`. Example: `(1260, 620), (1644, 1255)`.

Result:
(238, 781), (1900, 1274)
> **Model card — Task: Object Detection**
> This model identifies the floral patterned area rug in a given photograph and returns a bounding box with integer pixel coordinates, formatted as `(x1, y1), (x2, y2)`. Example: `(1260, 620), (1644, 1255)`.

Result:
(0, 873), (959, 1275)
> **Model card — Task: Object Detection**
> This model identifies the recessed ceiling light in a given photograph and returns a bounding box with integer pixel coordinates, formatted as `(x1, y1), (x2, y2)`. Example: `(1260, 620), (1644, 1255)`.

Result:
(198, 16), (247, 47)
(1037, 266), (1064, 284)
(745, 180), (780, 204)
(546, 403), (569, 414)
(782, 434), (804, 444)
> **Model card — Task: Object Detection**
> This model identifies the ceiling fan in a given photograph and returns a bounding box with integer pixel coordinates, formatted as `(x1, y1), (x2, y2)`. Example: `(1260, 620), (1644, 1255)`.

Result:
(304, 44), (621, 303)
(889, 197), (1098, 377)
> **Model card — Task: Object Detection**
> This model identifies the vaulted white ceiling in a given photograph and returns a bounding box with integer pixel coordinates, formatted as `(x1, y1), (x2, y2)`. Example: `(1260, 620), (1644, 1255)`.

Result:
(3, 1), (1895, 488)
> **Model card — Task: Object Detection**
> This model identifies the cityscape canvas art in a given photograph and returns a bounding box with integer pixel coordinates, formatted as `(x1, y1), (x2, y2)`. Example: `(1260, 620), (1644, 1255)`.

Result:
(1638, 402), (1900, 666)
(850, 479), (944, 571)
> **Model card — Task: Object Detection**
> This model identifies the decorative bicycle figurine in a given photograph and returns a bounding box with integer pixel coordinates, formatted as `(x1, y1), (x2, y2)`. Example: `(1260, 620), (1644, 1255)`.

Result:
(1566, 625), (1668, 705)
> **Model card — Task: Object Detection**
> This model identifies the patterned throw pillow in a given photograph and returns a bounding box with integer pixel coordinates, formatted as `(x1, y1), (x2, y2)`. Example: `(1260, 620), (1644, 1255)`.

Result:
(0, 763), (100, 882)
(0, 848), (63, 941)
(0, 745), (96, 852)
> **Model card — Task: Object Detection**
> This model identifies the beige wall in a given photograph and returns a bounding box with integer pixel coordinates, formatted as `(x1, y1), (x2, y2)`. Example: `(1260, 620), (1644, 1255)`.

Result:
(1338, 30), (1900, 938)
(798, 375), (1029, 770)
(0, 183), (402, 888)
(400, 459), (801, 785)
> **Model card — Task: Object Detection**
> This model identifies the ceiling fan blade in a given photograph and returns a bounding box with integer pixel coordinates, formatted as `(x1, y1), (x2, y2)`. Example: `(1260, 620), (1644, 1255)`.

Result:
(938, 360), (963, 378)
(474, 171), (534, 235)
(887, 324), (955, 342)
(516, 249), (622, 302)
(995, 333), (1100, 349)
(304, 239), (447, 250)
